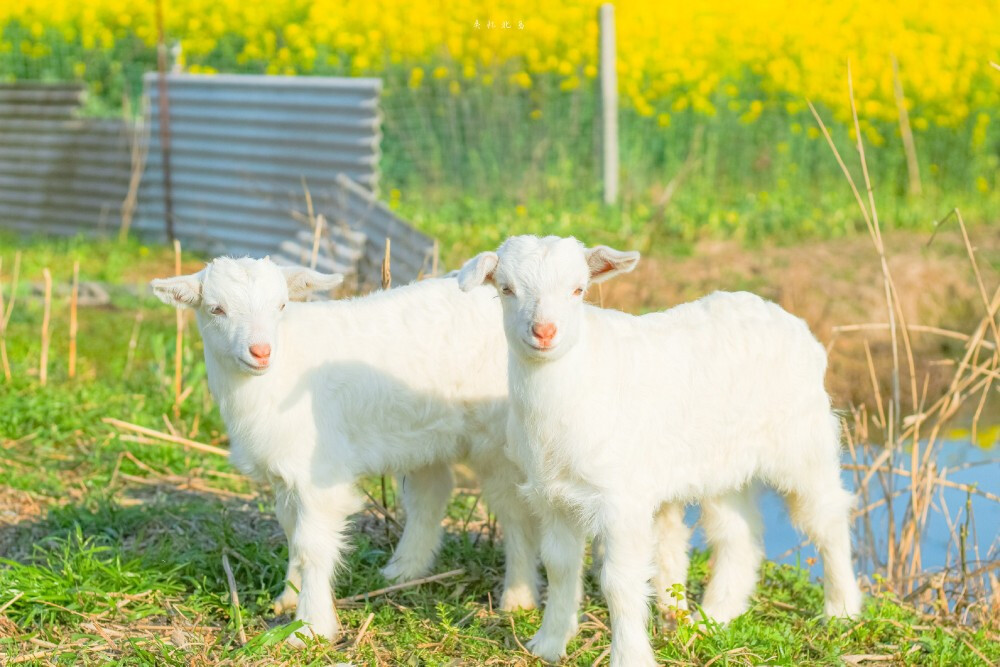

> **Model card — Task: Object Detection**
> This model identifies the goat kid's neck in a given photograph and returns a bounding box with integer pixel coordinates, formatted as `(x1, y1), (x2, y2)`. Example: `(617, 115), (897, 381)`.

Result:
(508, 330), (590, 419)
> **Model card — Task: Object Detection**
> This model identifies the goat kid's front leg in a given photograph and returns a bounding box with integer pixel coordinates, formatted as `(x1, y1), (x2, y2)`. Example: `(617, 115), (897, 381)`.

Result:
(601, 509), (657, 667)
(525, 509), (585, 662)
(286, 483), (363, 647)
(272, 487), (302, 615)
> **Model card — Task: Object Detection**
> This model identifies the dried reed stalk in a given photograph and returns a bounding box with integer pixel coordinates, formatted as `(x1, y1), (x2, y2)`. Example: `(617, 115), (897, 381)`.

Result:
(382, 238), (392, 290)
(123, 310), (144, 379)
(39, 268), (52, 387)
(891, 55), (922, 196)
(812, 64), (999, 609)
(310, 213), (325, 271)
(832, 323), (996, 350)
(68, 260), (79, 379)
(0, 251), (22, 381)
(812, 68), (909, 562)
(380, 238), (392, 531)
(302, 176), (315, 228)
(118, 95), (151, 242)
(221, 551), (247, 645)
(949, 209), (1000, 443)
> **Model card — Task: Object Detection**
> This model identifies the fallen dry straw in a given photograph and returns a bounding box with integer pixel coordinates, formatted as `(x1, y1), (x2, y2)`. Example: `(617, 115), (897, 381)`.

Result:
(103, 417), (229, 457)
(336, 568), (464, 606)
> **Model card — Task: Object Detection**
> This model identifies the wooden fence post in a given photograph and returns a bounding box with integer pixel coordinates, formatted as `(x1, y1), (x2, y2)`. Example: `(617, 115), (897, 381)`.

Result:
(599, 3), (619, 205)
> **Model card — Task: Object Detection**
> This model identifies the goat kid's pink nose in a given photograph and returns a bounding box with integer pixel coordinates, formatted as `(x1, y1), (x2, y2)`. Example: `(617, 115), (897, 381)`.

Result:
(532, 322), (557, 343)
(249, 343), (271, 362)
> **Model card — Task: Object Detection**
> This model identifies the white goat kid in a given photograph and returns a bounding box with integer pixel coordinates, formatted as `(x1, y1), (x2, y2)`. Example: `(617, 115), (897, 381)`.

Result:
(459, 236), (862, 667)
(151, 257), (540, 646)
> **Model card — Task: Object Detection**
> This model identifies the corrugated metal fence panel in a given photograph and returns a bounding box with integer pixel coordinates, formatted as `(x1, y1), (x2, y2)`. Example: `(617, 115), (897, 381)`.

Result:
(0, 77), (438, 286)
(136, 73), (384, 258)
(0, 83), (133, 238)
(332, 174), (437, 285)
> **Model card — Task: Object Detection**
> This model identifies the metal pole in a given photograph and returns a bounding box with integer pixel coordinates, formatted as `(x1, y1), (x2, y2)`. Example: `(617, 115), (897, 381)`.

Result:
(599, 4), (619, 205)
(155, 0), (175, 241)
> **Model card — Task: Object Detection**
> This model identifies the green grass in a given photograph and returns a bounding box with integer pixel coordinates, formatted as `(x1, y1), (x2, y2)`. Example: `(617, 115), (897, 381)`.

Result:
(1, 237), (998, 665)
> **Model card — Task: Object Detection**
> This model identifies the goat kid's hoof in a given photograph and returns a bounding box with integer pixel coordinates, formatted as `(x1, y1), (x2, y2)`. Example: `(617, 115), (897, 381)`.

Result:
(525, 632), (568, 663)
(687, 610), (713, 634)
(381, 559), (431, 583)
(824, 595), (863, 620)
(284, 631), (309, 649)
(284, 619), (339, 649)
(272, 588), (299, 616)
(610, 650), (657, 667)
(498, 586), (538, 612)
(657, 607), (684, 631)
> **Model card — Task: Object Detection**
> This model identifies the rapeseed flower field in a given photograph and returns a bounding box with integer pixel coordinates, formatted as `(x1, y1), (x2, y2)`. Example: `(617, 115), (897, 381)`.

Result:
(1, 1), (998, 249)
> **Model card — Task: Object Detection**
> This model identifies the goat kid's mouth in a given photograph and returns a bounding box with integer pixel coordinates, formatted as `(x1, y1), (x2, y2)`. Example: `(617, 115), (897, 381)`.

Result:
(522, 335), (560, 356)
(238, 357), (271, 375)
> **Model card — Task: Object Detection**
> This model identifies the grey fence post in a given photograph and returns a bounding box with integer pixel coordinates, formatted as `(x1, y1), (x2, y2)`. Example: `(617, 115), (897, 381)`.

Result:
(599, 3), (618, 205)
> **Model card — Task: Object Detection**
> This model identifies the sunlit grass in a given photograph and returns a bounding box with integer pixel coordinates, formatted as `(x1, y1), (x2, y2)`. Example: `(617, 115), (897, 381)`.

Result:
(1, 237), (997, 664)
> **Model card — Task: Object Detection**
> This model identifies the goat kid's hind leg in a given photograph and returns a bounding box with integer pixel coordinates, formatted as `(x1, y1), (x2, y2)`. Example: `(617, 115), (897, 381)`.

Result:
(525, 509), (585, 663)
(272, 487), (302, 615)
(382, 462), (454, 582)
(697, 487), (763, 624)
(651, 502), (691, 628)
(601, 509), (658, 667)
(287, 484), (363, 648)
(785, 467), (862, 618)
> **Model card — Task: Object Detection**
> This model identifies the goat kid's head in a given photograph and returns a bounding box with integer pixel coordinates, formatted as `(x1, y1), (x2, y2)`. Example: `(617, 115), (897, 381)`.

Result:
(457, 235), (639, 361)
(151, 257), (343, 376)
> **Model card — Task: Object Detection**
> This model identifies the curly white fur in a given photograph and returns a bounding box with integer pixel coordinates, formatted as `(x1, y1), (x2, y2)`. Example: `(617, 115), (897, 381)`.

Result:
(459, 236), (862, 667)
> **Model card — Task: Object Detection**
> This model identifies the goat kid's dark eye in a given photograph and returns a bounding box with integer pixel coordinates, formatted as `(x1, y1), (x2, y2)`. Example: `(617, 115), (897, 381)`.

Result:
(573, 287), (584, 296)
(279, 303), (286, 311)
(211, 306), (226, 316)
(501, 286), (515, 296)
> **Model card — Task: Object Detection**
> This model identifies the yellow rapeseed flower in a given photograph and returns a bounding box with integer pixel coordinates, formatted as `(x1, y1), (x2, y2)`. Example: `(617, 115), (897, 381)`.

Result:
(0, 0), (996, 133)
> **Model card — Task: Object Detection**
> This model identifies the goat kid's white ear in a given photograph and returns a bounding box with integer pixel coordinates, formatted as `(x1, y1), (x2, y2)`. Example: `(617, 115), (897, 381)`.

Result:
(457, 251), (499, 292)
(282, 266), (344, 299)
(151, 273), (203, 308)
(585, 246), (640, 284)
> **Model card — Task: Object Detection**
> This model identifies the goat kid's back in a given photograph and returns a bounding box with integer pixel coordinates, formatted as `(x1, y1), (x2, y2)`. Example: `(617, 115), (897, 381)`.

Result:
(514, 290), (837, 507)
(212, 277), (508, 481)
